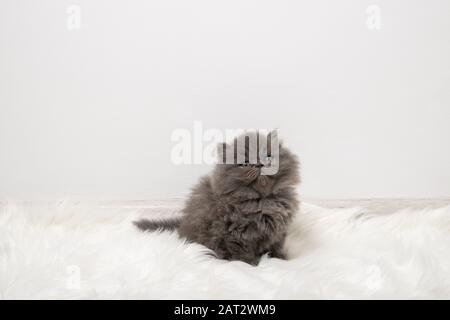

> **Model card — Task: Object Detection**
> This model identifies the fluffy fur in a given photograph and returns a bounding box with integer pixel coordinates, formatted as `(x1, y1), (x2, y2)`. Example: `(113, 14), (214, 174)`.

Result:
(136, 131), (300, 265)
(1, 200), (450, 299)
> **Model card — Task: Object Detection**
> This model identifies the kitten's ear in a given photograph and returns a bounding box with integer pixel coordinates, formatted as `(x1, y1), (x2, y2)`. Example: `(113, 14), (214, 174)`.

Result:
(268, 129), (279, 140)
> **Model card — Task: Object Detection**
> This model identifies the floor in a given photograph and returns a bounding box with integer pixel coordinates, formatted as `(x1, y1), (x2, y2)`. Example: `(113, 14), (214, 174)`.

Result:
(94, 197), (450, 216)
(2, 198), (450, 298)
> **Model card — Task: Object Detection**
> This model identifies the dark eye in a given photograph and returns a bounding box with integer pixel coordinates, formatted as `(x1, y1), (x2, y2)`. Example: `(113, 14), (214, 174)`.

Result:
(238, 160), (249, 167)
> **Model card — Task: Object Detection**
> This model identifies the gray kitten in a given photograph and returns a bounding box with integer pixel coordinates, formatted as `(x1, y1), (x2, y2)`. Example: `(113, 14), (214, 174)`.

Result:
(135, 131), (300, 265)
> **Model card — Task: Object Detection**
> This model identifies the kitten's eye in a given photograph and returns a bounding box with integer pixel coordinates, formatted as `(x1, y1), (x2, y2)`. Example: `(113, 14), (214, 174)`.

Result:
(238, 160), (250, 167)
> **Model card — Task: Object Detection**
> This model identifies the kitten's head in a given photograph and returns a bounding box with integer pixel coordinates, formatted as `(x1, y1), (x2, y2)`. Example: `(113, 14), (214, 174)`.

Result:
(212, 130), (300, 196)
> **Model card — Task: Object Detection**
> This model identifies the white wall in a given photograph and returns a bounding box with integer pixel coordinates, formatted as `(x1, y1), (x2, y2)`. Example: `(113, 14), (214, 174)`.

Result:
(1, 0), (449, 200)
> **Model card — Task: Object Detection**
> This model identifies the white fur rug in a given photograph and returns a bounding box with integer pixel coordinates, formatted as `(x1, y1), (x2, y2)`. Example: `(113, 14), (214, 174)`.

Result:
(1, 201), (449, 299)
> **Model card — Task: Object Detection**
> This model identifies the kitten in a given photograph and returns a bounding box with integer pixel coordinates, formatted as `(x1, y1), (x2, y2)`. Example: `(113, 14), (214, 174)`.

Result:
(135, 130), (300, 265)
